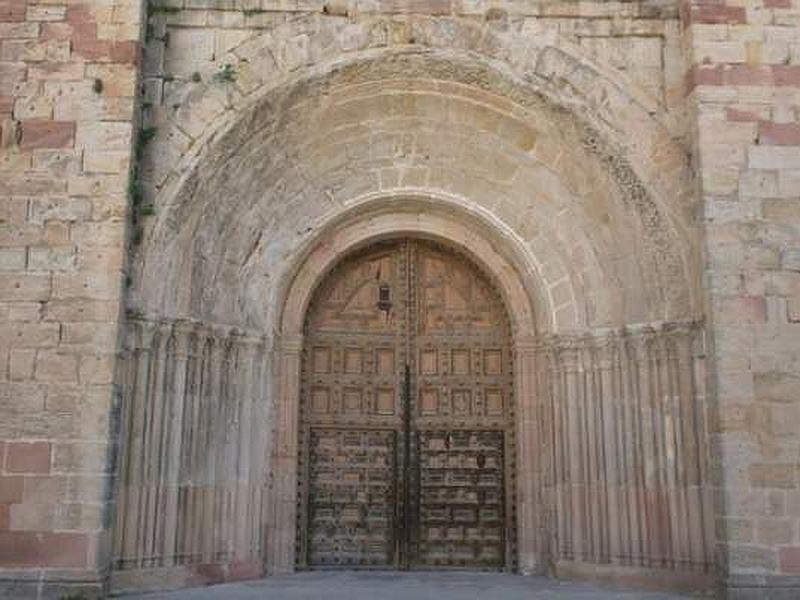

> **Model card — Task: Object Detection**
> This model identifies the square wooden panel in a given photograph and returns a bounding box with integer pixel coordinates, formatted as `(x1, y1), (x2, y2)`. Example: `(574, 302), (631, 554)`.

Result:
(451, 349), (470, 375)
(342, 388), (363, 413)
(374, 388), (395, 415)
(484, 349), (502, 375)
(376, 348), (395, 375)
(420, 349), (438, 375)
(313, 347), (331, 373)
(344, 348), (363, 374)
(452, 389), (472, 416)
(311, 387), (330, 414)
(485, 389), (504, 416)
(420, 388), (439, 415)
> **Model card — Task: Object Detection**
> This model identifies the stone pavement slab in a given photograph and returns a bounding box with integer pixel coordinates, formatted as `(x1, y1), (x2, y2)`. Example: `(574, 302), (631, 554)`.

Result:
(126, 571), (698, 599)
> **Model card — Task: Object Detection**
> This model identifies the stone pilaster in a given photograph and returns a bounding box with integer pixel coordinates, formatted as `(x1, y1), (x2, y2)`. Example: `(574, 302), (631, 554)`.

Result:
(0, 0), (142, 596)
(684, 0), (800, 595)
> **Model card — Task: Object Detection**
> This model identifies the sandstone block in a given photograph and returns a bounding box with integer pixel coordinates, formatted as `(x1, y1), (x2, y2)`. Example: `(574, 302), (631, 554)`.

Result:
(9, 500), (55, 530)
(780, 546), (800, 574)
(0, 323), (59, 348)
(0, 197), (27, 225)
(718, 295), (768, 324)
(0, 531), (89, 568)
(778, 169), (800, 197)
(718, 517), (755, 542)
(695, 41), (747, 64)
(0, 274), (50, 301)
(70, 221), (126, 248)
(764, 199), (800, 222)
(4, 302), (42, 322)
(691, 5), (747, 25)
(83, 149), (130, 174)
(0, 174), (66, 195)
(43, 299), (120, 322)
(0, 382), (45, 413)
(52, 441), (108, 474)
(0, 476), (23, 504)
(755, 371), (800, 402)
(0, 149), (32, 171)
(757, 518), (795, 544)
(749, 146), (800, 169)
(85, 64), (136, 97)
(54, 96), (134, 121)
(31, 149), (82, 175)
(13, 95), (53, 120)
(67, 173), (127, 197)
(750, 463), (798, 489)
(759, 121), (800, 145)
(770, 405), (800, 436)
(27, 245), (76, 271)
(726, 544), (778, 571)
(26, 5), (66, 21)
(27, 61), (84, 83)
(8, 349), (35, 381)
(78, 354), (116, 385)
(35, 351), (78, 383)
(28, 197), (91, 224)
(53, 501), (103, 530)
(0, 39), (69, 63)
(18, 120), (74, 150)
(6, 441), (50, 474)
(75, 121), (133, 150)
(773, 65), (800, 85)
(788, 492), (800, 517)
(53, 271), (121, 301)
(0, 247), (25, 270)
(785, 249), (800, 271)
(0, 0), (27, 23)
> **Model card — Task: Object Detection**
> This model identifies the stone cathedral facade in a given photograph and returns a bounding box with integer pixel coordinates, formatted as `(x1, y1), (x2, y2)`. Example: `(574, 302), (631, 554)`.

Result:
(0, 0), (799, 598)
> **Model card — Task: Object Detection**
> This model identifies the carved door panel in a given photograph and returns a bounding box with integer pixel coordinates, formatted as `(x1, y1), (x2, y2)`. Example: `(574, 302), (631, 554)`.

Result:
(410, 243), (515, 568)
(416, 430), (506, 568)
(307, 429), (397, 566)
(298, 240), (515, 570)
(298, 242), (409, 568)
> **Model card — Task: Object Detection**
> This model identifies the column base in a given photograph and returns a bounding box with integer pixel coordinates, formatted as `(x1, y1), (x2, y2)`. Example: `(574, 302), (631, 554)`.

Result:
(723, 574), (800, 600)
(552, 561), (717, 595)
(0, 569), (106, 599)
(109, 560), (263, 596)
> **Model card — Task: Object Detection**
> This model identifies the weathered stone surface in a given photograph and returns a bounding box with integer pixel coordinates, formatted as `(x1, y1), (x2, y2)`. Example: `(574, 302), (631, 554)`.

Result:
(0, 0), (798, 597)
(0, 0), (139, 594)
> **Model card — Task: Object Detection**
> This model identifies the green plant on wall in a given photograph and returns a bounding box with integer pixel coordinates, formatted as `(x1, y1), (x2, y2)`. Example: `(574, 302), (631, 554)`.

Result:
(213, 63), (237, 83)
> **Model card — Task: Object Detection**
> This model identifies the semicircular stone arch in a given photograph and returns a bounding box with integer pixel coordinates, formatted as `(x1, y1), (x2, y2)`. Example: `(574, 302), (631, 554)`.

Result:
(133, 41), (700, 334)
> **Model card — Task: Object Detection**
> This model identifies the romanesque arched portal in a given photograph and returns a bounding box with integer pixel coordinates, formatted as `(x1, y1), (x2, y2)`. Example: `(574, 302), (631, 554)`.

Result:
(108, 20), (716, 595)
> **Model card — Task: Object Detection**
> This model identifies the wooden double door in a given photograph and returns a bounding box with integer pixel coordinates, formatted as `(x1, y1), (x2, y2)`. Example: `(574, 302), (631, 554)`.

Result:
(296, 239), (516, 570)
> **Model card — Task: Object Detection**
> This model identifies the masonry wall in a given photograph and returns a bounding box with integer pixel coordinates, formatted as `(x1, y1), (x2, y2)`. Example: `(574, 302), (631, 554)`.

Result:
(119, 0), (708, 593)
(684, 0), (800, 597)
(0, 0), (140, 597)
(1, 0), (799, 599)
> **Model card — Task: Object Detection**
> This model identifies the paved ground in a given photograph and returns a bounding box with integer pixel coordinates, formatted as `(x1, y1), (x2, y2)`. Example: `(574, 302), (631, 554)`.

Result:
(129, 571), (697, 599)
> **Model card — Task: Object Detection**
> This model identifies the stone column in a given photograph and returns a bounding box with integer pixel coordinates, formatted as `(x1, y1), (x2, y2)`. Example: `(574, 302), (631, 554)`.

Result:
(161, 323), (191, 566)
(514, 335), (541, 574)
(265, 334), (303, 574)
